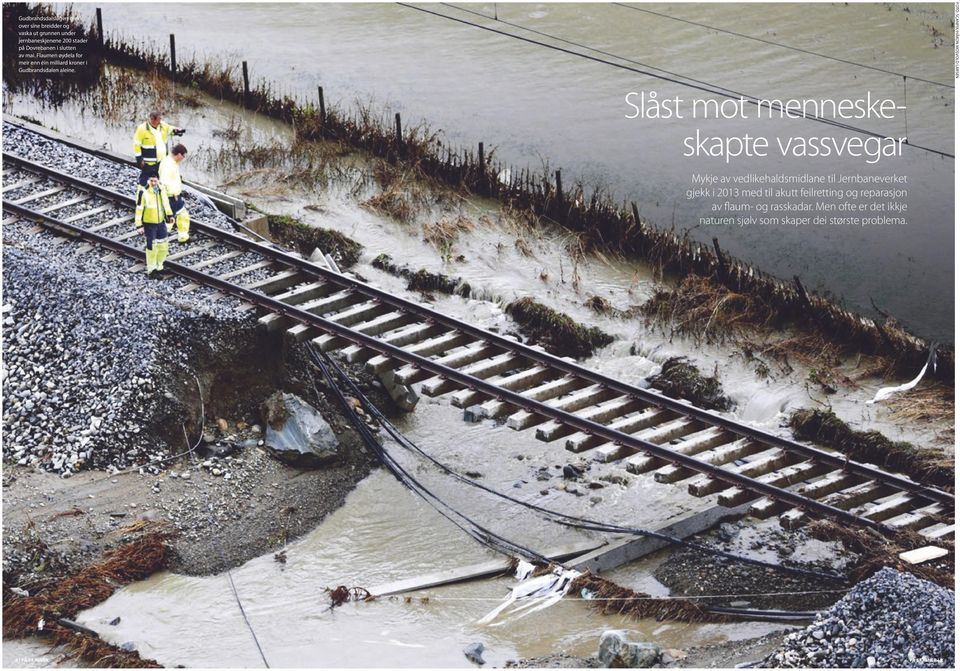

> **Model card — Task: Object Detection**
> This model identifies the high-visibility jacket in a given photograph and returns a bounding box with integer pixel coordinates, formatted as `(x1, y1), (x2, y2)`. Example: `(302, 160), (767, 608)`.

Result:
(132, 121), (173, 166)
(135, 184), (173, 226)
(158, 155), (183, 197)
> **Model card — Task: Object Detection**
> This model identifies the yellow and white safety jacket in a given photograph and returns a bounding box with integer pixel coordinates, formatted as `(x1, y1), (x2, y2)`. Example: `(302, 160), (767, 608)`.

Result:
(158, 155), (183, 197)
(132, 121), (173, 166)
(135, 184), (173, 226)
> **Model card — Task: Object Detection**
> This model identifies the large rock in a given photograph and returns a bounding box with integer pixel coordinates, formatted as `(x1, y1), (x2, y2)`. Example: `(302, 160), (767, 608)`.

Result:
(598, 631), (660, 668)
(261, 392), (341, 467)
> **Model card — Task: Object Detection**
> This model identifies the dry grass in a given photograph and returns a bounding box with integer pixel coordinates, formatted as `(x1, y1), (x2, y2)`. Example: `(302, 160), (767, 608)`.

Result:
(884, 382), (956, 426)
(4, 526), (173, 668)
(421, 215), (474, 261)
(642, 275), (776, 345)
(363, 188), (416, 222)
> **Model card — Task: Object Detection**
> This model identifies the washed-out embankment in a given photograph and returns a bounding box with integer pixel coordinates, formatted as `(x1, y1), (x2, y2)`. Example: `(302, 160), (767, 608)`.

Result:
(5, 3), (951, 384)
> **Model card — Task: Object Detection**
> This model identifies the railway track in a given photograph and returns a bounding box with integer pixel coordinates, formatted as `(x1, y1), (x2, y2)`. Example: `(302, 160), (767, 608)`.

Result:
(2, 149), (954, 542)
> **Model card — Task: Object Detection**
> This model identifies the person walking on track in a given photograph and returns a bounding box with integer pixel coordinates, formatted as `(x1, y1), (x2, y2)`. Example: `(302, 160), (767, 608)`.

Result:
(132, 110), (185, 187)
(159, 143), (191, 243)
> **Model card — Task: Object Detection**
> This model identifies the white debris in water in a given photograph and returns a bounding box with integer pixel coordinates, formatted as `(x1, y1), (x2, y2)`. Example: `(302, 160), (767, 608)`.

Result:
(478, 564), (581, 626)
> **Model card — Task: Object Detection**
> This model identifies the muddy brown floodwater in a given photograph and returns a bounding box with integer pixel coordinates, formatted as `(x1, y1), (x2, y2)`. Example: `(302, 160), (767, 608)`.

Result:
(75, 470), (788, 668)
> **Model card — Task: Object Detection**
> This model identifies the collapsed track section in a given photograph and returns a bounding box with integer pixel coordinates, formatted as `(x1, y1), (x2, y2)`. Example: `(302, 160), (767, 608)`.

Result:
(1, 150), (953, 541)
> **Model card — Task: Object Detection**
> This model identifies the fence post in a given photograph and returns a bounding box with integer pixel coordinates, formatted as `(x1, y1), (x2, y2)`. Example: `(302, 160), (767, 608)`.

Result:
(95, 8), (104, 48)
(478, 141), (485, 189)
(712, 237), (728, 283)
(394, 112), (402, 146)
(241, 60), (250, 106)
(169, 34), (176, 76)
(555, 169), (563, 200)
(794, 275), (813, 314)
(317, 86), (326, 124)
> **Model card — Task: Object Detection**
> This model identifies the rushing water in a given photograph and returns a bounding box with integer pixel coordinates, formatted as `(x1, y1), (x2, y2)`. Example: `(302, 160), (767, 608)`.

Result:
(77, 471), (785, 668)
(60, 1), (956, 341)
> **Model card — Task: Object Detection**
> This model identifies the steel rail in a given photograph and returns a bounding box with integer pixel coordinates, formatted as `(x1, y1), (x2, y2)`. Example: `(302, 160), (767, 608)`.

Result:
(4, 151), (952, 515)
(5, 201), (953, 536)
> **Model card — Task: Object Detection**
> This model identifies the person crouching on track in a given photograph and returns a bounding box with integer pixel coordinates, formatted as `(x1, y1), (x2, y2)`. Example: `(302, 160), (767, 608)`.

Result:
(132, 111), (185, 187)
(136, 175), (175, 278)
(159, 144), (190, 243)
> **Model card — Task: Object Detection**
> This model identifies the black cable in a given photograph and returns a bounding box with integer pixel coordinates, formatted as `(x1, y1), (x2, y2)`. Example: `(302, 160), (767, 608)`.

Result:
(398, 2), (954, 160)
(309, 349), (552, 564)
(442, 3), (746, 100)
(179, 377), (271, 668)
(309, 345), (847, 584)
(442, 2), (903, 147)
(613, 3), (954, 89)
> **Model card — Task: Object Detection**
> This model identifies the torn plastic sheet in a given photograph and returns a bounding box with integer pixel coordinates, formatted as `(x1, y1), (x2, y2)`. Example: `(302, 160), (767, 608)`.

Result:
(478, 561), (582, 626)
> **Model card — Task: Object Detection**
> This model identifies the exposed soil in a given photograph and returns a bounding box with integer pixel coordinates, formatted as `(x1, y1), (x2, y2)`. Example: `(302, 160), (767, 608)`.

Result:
(652, 523), (853, 612)
(506, 653), (601, 668)
(503, 633), (795, 668)
(675, 630), (794, 668)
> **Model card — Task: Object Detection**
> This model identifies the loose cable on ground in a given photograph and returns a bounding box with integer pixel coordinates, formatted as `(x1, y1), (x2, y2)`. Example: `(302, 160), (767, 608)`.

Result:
(308, 352), (552, 565)
(180, 375), (271, 669)
(307, 345), (847, 584)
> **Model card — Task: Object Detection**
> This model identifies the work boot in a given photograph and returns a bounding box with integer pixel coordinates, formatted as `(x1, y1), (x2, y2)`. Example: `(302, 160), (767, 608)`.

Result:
(144, 247), (158, 275)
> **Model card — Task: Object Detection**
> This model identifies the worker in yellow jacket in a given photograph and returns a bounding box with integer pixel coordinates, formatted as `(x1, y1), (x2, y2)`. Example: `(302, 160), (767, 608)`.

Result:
(132, 110), (185, 187)
(159, 144), (190, 243)
(135, 175), (175, 278)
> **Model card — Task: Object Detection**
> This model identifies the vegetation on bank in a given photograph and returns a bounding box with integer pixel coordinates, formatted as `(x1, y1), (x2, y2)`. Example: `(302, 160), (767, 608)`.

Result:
(646, 357), (734, 412)
(371, 253), (472, 297)
(3, 526), (171, 667)
(789, 408), (953, 491)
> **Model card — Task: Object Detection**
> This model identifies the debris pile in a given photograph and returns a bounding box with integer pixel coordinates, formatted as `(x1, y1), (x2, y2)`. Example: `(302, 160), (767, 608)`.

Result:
(505, 297), (614, 359)
(646, 356), (734, 412)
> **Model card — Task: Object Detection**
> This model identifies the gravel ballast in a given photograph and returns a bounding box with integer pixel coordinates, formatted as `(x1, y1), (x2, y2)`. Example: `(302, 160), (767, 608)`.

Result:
(764, 567), (954, 668)
(2, 121), (235, 230)
(2, 226), (252, 475)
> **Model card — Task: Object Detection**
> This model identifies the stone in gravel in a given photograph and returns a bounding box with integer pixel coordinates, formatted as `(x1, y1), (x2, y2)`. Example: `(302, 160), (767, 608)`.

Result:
(598, 631), (660, 668)
(261, 392), (341, 467)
